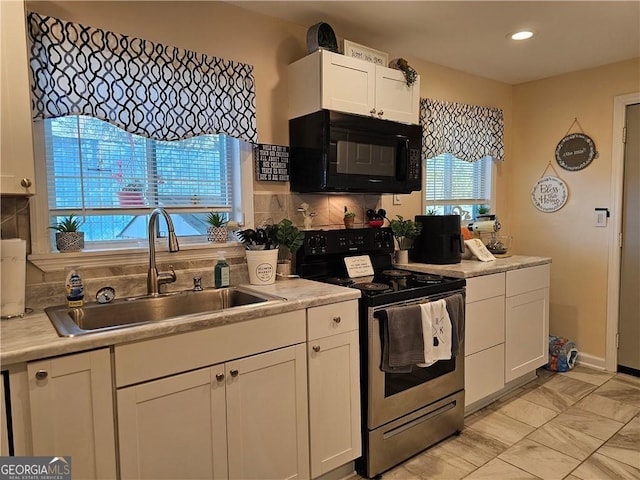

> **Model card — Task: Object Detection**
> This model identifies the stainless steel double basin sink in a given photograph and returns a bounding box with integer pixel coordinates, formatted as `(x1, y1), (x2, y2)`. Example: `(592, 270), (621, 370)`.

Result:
(45, 287), (284, 337)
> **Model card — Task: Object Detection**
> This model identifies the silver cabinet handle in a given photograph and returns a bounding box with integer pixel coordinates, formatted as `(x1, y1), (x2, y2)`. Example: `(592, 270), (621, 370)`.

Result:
(230, 369), (239, 377)
(332, 316), (341, 324)
(20, 178), (32, 188)
(215, 373), (225, 382)
(312, 345), (321, 353)
(370, 108), (376, 115)
(35, 370), (48, 380)
(377, 110), (384, 116)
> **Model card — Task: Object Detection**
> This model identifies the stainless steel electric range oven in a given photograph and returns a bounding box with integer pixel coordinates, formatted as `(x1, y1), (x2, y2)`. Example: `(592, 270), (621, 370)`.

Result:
(296, 227), (466, 478)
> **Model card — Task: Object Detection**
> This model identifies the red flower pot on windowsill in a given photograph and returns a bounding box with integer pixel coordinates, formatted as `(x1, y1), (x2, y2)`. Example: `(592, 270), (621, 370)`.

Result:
(116, 190), (145, 206)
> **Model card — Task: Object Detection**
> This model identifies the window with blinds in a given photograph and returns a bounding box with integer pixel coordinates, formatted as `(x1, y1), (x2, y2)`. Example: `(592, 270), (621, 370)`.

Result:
(424, 153), (492, 221)
(45, 115), (241, 247)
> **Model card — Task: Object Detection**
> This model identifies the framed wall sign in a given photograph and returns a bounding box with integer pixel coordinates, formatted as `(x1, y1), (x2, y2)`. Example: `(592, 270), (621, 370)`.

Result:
(342, 40), (388, 66)
(531, 175), (569, 212)
(555, 117), (598, 172)
(254, 144), (289, 182)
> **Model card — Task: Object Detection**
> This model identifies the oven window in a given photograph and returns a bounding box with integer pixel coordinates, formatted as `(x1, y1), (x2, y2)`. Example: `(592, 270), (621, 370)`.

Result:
(384, 358), (456, 397)
(336, 140), (394, 176)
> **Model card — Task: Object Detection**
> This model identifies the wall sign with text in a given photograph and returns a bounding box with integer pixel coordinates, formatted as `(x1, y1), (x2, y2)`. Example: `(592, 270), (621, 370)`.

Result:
(531, 176), (569, 213)
(555, 133), (597, 171)
(255, 144), (289, 182)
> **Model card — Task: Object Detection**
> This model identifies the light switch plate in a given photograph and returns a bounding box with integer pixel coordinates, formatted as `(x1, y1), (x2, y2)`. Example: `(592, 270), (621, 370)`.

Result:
(594, 209), (607, 227)
(393, 194), (402, 205)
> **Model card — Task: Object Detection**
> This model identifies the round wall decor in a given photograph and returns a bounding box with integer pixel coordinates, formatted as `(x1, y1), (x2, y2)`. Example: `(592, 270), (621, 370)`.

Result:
(531, 176), (569, 212)
(555, 133), (597, 171)
(306, 22), (338, 54)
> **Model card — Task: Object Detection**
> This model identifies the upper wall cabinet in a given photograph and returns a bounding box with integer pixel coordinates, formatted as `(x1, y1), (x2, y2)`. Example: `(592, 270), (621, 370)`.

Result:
(288, 50), (420, 125)
(1, 0), (35, 195)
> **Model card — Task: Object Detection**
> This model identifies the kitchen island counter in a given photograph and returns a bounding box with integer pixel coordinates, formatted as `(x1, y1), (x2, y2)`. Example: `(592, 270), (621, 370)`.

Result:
(0, 278), (360, 365)
(397, 254), (551, 278)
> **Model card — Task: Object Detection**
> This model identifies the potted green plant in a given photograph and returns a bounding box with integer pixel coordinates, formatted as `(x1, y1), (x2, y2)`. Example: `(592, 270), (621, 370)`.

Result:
(206, 212), (228, 243)
(276, 219), (304, 277)
(237, 224), (280, 285)
(476, 205), (493, 221)
(389, 215), (422, 263)
(50, 214), (85, 252)
(343, 206), (356, 229)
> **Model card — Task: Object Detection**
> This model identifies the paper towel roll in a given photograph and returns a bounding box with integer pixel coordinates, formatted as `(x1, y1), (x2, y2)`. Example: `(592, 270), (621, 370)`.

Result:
(1, 239), (26, 317)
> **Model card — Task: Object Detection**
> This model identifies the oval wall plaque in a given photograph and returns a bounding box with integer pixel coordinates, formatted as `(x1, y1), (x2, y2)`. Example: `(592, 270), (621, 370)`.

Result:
(555, 133), (597, 171)
(531, 176), (569, 213)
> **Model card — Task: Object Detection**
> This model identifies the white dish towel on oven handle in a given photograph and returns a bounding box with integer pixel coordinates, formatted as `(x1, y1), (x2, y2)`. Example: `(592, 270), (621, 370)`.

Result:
(418, 299), (452, 367)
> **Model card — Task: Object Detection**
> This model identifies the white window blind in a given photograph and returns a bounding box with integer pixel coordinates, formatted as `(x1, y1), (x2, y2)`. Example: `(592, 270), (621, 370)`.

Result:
(424, 153), (492, 218)
(45, 115), (240, 246)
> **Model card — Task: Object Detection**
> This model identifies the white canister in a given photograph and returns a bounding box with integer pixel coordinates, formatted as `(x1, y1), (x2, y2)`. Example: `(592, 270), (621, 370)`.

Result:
(245, 249), (279, 285)
(1, 239), (26, 317)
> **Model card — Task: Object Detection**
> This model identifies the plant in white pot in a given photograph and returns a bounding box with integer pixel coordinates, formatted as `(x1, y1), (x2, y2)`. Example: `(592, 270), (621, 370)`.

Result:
(50, 214), (85, 253)
(389, 215), (421, 264)
(206, 212), (228, 243)
(237, 224), (280, 285)
(275, 219), (304, 277)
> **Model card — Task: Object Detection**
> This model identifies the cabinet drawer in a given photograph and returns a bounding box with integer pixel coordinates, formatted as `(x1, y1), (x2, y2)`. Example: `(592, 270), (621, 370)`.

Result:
(115, 310), (305, 387)
(465, 296), (505, 355)
(307, 300), (358, 340)
(466, 273), (505, 303)
(465, 344), (505, 406)
(506, 264), (550, 297)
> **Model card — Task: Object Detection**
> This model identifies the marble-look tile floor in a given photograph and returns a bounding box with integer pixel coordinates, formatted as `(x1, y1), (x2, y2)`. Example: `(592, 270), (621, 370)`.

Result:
(369, 366), (640, 479)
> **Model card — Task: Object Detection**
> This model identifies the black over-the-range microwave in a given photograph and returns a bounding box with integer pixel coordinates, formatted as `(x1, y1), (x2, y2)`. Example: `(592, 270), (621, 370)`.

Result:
(288, 110), (422, 194)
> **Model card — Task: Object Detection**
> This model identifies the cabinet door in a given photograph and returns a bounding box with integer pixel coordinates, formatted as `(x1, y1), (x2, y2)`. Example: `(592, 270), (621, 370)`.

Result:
(118, 366), (227, 479)
(374, 67), (420, 124)
(226, 345), (309, 480)
(465, 344), (505, 407)
(0, 0), (35, 195)
(28, 349), (116, 479)
(308, 330), (361, 478)
(322, 52), (375, 117)
(505, 288), (550, 382)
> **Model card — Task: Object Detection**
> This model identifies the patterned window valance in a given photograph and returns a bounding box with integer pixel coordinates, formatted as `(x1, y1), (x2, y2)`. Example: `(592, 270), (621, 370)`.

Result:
(27, 12), (257, 143)
(420, 98), (504, 162)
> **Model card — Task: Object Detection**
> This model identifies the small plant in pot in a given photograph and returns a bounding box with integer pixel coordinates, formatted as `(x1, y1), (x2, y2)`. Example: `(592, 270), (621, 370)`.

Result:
(50, 214), (85, 253)
(276, 219), (304, 277)
(389, 215), (422, 263)
(343, 206), (356, 229)
(206, 212), (228, 243)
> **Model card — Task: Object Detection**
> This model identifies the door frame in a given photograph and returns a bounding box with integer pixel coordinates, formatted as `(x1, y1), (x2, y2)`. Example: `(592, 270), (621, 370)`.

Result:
(606, 92), (640, 372)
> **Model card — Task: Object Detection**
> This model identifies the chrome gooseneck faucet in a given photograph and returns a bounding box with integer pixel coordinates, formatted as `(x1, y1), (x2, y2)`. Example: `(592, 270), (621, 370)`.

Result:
(147, 208), (179, 295)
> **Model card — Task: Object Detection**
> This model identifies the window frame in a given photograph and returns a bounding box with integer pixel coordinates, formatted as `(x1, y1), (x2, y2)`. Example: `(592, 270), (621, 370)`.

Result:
(28, 120), (254, 271)
(422, 153), (497, 224)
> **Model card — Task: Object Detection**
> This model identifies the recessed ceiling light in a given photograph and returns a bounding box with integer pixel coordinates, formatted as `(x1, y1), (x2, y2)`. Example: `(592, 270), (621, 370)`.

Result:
(510, 31), (534, 41)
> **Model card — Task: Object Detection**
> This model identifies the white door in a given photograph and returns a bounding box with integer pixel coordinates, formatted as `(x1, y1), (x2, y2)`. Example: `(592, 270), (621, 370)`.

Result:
(374, 67), (420, 124)
(117, 366), (228, 479)
(322, 52), (375, 117)
(618, 103), (640, 374)
(28, 349), (116, 479)
(308, 331), (361, 477)
(226, 345), (309, 480)
(505, 288), (550, 382)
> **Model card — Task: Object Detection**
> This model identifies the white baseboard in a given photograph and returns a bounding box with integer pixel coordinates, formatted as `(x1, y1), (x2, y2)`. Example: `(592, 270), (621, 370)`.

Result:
(577, 352), (606, 371)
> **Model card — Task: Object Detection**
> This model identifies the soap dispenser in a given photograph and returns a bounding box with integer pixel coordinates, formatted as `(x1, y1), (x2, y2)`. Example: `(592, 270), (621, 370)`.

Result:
(214, 251), (230, 288)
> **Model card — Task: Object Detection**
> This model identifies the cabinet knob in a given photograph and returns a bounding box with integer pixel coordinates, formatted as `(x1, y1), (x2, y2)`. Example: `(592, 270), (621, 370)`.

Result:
(312, 345), (321, 353)
(215, 373), (225, 382)
(332, 316), (341, 324)
(20, 178), (32, 188)
(35, 370), (48, 380)
(370, 108), (376, 115)
(377, 110), (384, 117)
(230, 369), (239, 377)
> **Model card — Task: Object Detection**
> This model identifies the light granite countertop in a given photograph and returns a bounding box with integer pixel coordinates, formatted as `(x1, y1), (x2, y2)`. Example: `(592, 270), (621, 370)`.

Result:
(396, 255), (552, 278)
(0, 279), (360, 366)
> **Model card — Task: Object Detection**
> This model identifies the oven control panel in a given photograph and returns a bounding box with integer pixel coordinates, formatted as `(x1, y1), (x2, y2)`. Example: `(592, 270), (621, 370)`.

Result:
(299, 227), (394, 256)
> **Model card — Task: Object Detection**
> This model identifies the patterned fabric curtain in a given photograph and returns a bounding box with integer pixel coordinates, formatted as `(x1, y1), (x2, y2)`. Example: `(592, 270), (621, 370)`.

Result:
(420, 98), (504, 162)
(27, 12), (258, 143)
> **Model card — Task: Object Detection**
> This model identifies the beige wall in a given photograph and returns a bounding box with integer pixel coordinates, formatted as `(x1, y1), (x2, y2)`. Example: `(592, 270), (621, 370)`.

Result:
(511, 58), (640, 360)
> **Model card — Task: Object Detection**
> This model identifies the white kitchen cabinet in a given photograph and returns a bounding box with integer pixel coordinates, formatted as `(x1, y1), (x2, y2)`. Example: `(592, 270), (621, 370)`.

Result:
(288, 50), (420, 124)
(505, 265), (550, 382)
(115, 310), (309, 479)
(1, 0), (35, 195)
(464, 273), (506, 408)
(118, 345), (309, 480)
(27, 349), (116, 479)
(307, 300), (361, 478)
